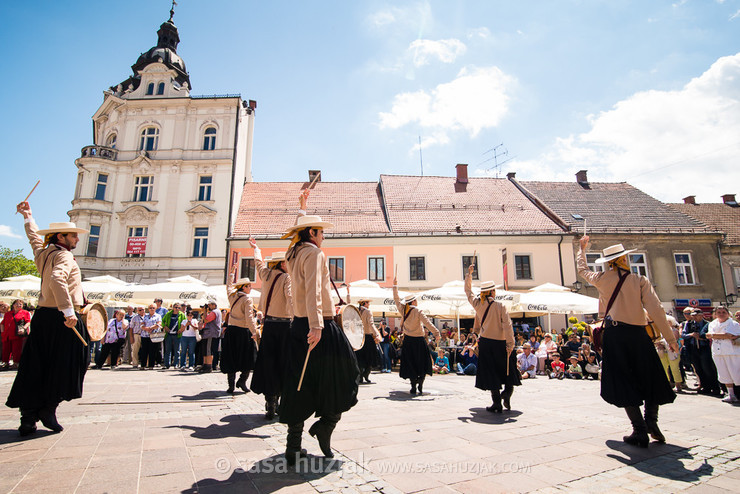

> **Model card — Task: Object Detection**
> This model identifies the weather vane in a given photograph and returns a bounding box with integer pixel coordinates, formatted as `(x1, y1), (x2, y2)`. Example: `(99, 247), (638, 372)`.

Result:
(169, 0), (177, 21)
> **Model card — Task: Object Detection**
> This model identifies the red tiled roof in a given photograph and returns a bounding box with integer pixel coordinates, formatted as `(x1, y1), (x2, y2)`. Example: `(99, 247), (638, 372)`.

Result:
(670, 203), (740, 245)
(379, 175), (565, 234)
(233, 182), (390, 237)
(518, 180), (712, 234)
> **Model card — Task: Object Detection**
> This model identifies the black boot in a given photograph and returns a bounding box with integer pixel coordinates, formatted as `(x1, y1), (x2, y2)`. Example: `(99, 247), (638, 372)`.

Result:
(309, 413), (341, 458)
(417, 377), (424, 395)
(199, 364), (212, 374)
(410, 379), (417, 395)
(38, 404), (63, 433)
(486, 390), (502, 413)
(265, 395), (276, 420)
(285, 422), (307, 466)
(623, 406), (649, 448)
(363, 367), (373, 384)
(226, 373), (236, 394)
(18, 409), (38, 437)
(644, 402), (665, 443)
(502, 385), (513, 411)
(236, 372), (250, 393)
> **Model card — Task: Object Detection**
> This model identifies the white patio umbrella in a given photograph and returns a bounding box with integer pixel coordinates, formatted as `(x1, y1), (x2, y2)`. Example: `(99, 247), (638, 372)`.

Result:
(514, 282), (599, 331)
(115, 276), (211, 307)
(205, 285), (261, 310)
(0, 275), (41, 304)
(332, 279), (410, 317)
(417, 280), (521, 327)
(82, 275), (131, 307)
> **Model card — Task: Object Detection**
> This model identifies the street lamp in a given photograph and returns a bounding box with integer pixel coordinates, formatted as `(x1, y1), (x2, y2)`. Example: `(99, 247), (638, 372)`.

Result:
(726, 293), (737, 306)
(571, 280), (583, 293)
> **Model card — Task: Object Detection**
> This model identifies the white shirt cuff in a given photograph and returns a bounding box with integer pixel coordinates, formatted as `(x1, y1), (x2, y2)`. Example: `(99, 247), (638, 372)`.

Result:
(24, 218), (32, 224)
(62, 307), (75, 318)
(298, 209), (306, 216)
(254, 247), (261, 257)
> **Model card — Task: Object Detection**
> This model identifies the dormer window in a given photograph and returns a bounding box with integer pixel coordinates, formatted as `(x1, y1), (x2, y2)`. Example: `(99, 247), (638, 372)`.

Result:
(202, 127), (216, 150)
(139, 127), (159, 151)
(157, 82), (165, 95)
(146, 83), (154, 95)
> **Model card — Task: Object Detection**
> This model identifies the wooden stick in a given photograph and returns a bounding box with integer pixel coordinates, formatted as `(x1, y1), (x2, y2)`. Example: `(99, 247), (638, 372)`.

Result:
(71, 325), (88, 347)
(308, 171), (321, 190)
(297, 349), (311, 391)
(394, 264), (398, 280)
(506, 349), (511, 376)
(16, 180), (40, 214)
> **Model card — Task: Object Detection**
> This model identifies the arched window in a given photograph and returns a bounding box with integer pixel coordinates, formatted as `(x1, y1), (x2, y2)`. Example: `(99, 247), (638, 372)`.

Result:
(106, 133), (117, 149)
(146, 83), (154, 95)
(202, 127), (216, 150)
(157, 82), (165, 95)
(139, 127), (159, 151)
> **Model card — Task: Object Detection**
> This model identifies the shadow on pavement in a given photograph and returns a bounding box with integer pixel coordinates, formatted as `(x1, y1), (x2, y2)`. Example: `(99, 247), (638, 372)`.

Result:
(167, 414), (269, 440)
(605, 440), (714, 482)
(182, 453), (344, 494)
(373, 390), (436, 402)
(458, 407), (522, 424)
(0, 428), (57, 446)
(173, 390), (235, 401)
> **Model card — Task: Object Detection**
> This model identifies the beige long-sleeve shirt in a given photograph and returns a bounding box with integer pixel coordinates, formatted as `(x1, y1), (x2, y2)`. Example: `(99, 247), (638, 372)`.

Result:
(226, 276), (258, 337)
(464, 275), (514, 352)
(254, 249), (293, 319)
(288, 242), (335, 330)
(25, 219), (83, 316)
(359, 306), (381, 339)
(392, 286), (440, 338)
(576, 249), (676, 345)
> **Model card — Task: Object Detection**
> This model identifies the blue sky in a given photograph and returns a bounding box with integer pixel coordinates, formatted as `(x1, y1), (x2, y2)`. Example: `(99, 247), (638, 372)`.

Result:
(1, 0), (739, 256)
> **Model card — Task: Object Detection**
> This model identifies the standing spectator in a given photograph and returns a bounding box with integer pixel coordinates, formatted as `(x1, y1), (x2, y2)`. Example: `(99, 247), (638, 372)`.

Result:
(140, 304), (161, 370)
(688, 309), (722, 396)
(0, 301), (8, 368)
(517, 343), (537, 379)
(1, 300), (31, 370)
(153, 298), (167, 366)
(129, 307), (144, 368)
(378, 320), (392, 373)
(706, 306), (740, 403)
(162, 303), (185, 369)
(198, 301), (221, 373)
(121, 306), (135, 364)
(178, 311), (198, 370)
(95, 310), (127, 369)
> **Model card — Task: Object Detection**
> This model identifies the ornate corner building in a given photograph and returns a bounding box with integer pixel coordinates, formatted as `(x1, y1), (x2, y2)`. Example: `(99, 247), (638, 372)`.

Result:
(68, 11), (255, 284)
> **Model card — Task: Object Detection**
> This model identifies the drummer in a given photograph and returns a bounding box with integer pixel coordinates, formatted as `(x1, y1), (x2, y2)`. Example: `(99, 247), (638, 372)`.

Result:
(347, 289), (382, 384)
(393, 275), (441, 395)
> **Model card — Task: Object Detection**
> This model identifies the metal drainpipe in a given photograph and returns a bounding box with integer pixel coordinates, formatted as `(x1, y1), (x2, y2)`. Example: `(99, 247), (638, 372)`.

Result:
(717, 241), (728, 302)
(224, 101), (241, 284)
(557, 235), (565, 286)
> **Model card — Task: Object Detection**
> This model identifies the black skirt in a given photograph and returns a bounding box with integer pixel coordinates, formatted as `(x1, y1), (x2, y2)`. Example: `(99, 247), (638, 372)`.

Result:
(399, 335), (433, 380)
(278, 317), (360, 425)
(600, 323), (676, 408)
(355, 334), (380, 369)
(6, 307), (91, 410)
(219, 325), (256, 374)
(250, 319), (290, 396)
(475, 337), (521, 391)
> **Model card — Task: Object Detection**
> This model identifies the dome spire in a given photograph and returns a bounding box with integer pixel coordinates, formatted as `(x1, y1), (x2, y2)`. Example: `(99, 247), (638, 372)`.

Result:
(169, 0), (177, 22)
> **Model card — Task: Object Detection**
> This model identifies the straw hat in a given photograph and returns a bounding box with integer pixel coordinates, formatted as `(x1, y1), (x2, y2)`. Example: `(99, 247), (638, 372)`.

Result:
(357, 297), (372, 304)
(266, 252), (286, 263)
(280, 215), (334, 239)
(235, 277), (252, 288)
(480, 281), (501, 291)
(401, 294), (417, 305)
(37, 221), (89, 236)
(594, 244), (636, 264)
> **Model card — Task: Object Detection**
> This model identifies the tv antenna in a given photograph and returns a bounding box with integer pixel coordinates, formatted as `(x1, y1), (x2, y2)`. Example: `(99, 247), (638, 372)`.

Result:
(479, 143), (514, 178)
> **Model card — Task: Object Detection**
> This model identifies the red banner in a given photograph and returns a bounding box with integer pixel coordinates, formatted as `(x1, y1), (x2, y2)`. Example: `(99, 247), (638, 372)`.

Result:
(126, 237), (147, 255)
(502, 248), (508, 290)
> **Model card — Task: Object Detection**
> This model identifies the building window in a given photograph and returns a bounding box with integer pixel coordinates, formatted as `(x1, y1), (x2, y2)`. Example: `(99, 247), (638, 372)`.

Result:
(240, 258), (256, 281)
(674, 253), (695, 285)
(126, 226), (148, 258)
(410, 256), (425, 281)
(585, 253), (604, 273)
(198, 176), (212, 201)
(629, 253), (649, 278)
(192, 227), (208, 257)
(86, 225), (101, 257)
(329, 258), (345, 282)
(95, 173), (108, 201)
(106, 133), (117, 149)
(734, 267), (740, 293)
(368, 257), (385, 282)
(146, 83), (154, 95)
(75, 172), (84, 200)
(139, 127), (159, 151)
(157, 82), (165, 95)
(202, 127), (216, 150)
(515, 255), (532, 280)
(462, 255), (479, 280)
(132, 176), (154, 202)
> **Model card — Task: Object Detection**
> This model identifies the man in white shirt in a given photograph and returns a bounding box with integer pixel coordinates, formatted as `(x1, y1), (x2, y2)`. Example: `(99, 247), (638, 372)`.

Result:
(517, 343), (538, 379)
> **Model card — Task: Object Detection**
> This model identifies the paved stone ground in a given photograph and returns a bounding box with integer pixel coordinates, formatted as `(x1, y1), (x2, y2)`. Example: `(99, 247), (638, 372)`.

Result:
(0, 365), (738, 493)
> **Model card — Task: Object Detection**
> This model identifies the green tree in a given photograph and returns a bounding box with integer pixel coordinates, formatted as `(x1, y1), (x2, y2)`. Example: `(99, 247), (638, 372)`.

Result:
(0, 246), (39, 279)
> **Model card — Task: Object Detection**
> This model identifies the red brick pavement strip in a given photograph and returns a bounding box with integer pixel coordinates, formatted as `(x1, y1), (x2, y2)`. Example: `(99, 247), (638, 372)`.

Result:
(0, 366), (739, 493)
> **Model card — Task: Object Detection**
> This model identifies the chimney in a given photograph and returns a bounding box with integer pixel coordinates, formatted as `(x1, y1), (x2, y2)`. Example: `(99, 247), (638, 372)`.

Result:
(455, 164), (468, 183)
(576, 170), (588, 184)
(308, 170), (321, 183)
(683, 195), (696, 205)
(722, 194), (736, 205)
(507, 172), (516, 179)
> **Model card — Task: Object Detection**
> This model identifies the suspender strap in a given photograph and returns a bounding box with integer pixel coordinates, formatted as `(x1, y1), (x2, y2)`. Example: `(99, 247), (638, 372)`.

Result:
(480, 298), (494, 327)
(263, 272), (283, 317)
(605, 269), (629, 319)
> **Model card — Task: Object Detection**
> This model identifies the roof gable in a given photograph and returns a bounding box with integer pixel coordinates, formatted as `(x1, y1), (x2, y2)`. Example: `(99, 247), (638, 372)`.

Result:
(670, 203), (740, 244)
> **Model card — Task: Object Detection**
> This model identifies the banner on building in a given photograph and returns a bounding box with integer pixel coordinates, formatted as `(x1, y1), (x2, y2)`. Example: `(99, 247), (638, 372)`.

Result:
(126, 237), (147, 255)
(502, 248), (508, 290)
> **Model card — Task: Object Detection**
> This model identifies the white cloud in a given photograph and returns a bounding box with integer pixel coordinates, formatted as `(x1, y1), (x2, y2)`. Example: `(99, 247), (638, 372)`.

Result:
(379, 66), (516, 144)
(366, 3), (433, 31)
(408, 38), (466, 67)
(526, 53), (740, 203)
(467, 27), (491, 39)
(731, 9), (740, 20)
(0, 225), (21, 239)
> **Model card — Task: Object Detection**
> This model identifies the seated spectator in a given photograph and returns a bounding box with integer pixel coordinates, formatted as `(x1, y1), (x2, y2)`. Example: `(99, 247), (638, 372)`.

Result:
(433, 348), (450, 374)
(566, 333), (581, 354)
(528, 335), (540, 353)
(565, 356), (583, 379)
(535, 333), (557, 375)
(583, 352), (601, 380)
(457, 339), (478, 375)
(549, 353), (565, 379)
(515, 333), (525, 346)
(534, 325), (544, 339)
(517, 343), (537, 379)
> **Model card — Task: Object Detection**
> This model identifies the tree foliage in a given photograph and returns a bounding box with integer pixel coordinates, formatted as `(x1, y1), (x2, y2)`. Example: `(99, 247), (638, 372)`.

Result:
(0, 246), (38, 280)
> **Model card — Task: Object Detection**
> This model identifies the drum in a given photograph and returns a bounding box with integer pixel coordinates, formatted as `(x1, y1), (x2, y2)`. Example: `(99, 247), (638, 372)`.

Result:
(82, 303), (108, 342)
(338, 304), (364, 350)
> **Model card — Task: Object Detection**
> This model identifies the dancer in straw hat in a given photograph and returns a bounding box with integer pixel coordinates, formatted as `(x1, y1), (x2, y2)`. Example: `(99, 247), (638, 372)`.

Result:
(393, 275), (441, 395)
(249, 238), (293, 419)
(8, 201), (91, 436)
(347, 289), (382, 384)
(222, 265), (260, 394)
(464, 265), (519, 412)
(278, 189), (359, 465)
(578, 236), (678, 447)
